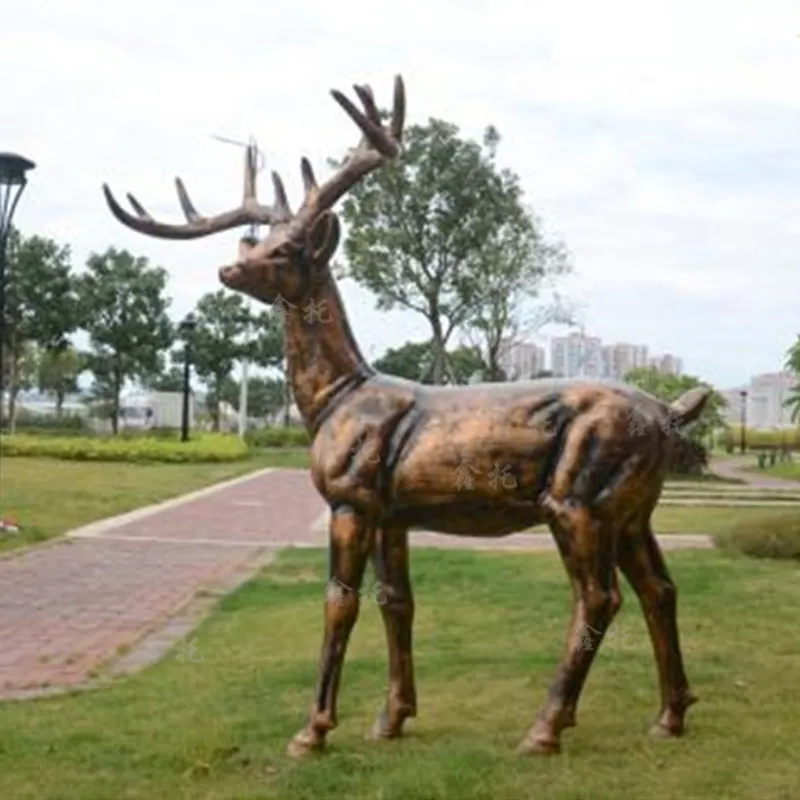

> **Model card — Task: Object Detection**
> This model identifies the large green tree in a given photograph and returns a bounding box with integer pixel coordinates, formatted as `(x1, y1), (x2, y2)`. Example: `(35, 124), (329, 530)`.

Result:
(624, 367), (725, 442)
(372, 339), (487, 385)
(190, 290), (256, 430)
(78, 248), (173, 434)
(335, 121), (569, 384)
(2, 228), (78, 428)
(37, 345), (86, 417)
(250, 306), (291, 424)
(373, 341), (435, 383)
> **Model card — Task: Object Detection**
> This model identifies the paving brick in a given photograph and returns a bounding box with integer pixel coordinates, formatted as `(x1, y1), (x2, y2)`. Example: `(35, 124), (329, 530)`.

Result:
(0, 469), (324, 696)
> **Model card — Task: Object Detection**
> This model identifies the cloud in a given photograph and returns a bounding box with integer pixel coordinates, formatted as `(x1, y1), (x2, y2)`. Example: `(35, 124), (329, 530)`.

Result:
(2, 0), (798, 390)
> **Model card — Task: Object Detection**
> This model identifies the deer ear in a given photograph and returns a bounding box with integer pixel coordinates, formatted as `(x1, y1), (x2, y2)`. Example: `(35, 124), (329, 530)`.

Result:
(307, 212), (341, 264)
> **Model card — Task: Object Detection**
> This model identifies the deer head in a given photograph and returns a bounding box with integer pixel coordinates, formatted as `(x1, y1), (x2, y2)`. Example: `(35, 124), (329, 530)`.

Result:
(102, 77), (405, 305)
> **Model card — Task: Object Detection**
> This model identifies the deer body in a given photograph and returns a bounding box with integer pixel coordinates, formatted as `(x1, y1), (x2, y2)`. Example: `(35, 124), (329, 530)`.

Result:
(103, 74), (704, 758)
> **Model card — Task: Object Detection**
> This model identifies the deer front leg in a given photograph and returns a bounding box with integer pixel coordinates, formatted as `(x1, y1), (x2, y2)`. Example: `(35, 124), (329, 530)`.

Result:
(369, 523), (417, 740)
(287, 506), (374, 758)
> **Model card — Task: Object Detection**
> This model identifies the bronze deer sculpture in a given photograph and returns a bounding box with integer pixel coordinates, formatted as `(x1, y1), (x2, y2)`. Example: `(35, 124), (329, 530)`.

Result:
(103, 75), (708, 757)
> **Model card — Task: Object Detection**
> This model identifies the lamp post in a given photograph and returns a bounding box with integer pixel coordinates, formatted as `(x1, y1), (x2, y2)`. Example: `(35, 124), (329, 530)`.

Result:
(0, 153), (36, 411)
(739, 389), (748, 454)
(178, 314), (196, 442)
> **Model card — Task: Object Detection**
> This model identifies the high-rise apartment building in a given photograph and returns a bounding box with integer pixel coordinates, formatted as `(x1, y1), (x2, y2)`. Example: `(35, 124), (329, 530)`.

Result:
(498, 339), (546, 380)
(721, 371), (797, 430)
(550, 332), (603, 378)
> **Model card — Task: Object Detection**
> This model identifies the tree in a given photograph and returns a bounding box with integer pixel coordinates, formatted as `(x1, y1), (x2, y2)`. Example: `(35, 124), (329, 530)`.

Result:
(37, 345), (86, 417)
(77, 248), (173, 434)
(2, 228), (78, 429)
(190, 290), (254, 431)
(218, 375), (286, 421)
(446, 345), (486, 384)
(372, 339), (487, 385)
(373, 340), (435, 383)
(249, 307), (294, 425)
(784, 336), (800, 423)
(624, 367), (725, 443)
(336, 120), (570, 384)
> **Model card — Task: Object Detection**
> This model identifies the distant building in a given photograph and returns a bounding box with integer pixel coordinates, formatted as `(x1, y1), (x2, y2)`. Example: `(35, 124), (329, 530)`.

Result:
(498, 339), (546, 380)
(550, 332), (603, 378)
(602, 343), (649, 380)
(648, 354), (683, 376)
(721, 371), (797, 430)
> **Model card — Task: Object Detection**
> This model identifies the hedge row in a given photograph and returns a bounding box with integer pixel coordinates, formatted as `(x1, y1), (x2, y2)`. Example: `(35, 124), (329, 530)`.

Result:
(0, 433), (250, 463)
(718, 426), (800, 451)
(245, 426), (310, 448)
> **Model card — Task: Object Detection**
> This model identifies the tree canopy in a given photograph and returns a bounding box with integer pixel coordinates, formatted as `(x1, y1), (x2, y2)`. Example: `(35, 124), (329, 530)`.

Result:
(335, 120), (571, 383)
(624, 367), (725, 442)
(77, 248), (173, 433)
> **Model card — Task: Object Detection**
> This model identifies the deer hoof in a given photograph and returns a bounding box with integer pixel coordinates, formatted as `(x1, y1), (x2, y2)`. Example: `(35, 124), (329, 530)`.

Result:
(286, 728), (325, 758)
(516, 734), (561, 756)
(369, 708), (406, 740)
(649, 721), (684, 740)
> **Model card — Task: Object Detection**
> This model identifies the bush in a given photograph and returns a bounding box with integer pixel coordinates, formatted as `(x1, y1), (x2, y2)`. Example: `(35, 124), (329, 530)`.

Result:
(715, 512), (800, 562)
(0, 432), (250, 463)
(245, 426), (310, 449)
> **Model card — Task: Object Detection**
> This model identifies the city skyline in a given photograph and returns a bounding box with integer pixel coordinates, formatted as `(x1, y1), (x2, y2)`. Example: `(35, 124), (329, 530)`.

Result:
(500, 332), (683, 381)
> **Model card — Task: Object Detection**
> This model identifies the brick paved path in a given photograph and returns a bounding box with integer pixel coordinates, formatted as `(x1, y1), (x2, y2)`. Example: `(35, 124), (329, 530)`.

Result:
(0, 468), (325, 699)
(0, 467), (713, 700)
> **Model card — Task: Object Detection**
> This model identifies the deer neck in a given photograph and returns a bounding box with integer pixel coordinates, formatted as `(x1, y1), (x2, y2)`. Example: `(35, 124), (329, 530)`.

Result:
(282, 270), (372, 435)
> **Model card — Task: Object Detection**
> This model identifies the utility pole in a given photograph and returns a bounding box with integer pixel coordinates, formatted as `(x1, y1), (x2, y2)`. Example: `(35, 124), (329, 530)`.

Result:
(210, 133), (264, 440)
(238, 310), (251, 440)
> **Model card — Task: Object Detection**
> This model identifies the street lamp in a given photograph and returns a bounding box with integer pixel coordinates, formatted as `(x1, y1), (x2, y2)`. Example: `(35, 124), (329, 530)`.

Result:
(739, 389), (748, 454)
(0, 152), (36, 408)
(178, 314), (196, 442)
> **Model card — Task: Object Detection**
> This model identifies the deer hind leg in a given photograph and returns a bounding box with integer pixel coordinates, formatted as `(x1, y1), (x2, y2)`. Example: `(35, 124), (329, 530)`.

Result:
(287, 505), (374, 758)
(518, 503), (621, 755)
(369, 523), (417, 740)
(617, 517), (698, 738)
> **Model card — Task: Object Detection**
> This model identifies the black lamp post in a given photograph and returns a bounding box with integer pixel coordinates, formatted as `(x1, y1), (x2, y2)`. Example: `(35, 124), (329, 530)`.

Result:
(739, 389), (748, 454)
(0, 153), (36, 410)
(178, 314), (196, 442)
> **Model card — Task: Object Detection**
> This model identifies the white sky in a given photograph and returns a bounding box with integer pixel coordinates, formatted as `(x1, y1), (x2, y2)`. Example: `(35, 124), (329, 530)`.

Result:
(3, 0), (799, 389)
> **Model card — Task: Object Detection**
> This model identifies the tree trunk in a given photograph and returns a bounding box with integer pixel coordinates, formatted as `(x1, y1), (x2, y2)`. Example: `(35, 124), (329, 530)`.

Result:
(283, 376), (291, 427)
(8, 333), (20, 434)
(429, 315), (446, 385)
(111, 364), (122, 435)
(56, 388), (65, 419)
(212, 377), (221, 432)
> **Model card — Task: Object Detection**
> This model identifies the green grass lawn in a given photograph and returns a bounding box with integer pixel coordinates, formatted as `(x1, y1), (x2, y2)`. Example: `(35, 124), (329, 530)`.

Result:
(0, 547), (797, 799)
(744, 462), (800, 482)
(0, 450), (309, 553)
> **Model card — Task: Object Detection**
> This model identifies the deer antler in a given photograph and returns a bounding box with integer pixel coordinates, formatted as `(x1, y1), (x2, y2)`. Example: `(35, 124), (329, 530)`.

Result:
(102, 143), (290, 239)
(102, 75), (405, 241)
(281, 75), (405, 239)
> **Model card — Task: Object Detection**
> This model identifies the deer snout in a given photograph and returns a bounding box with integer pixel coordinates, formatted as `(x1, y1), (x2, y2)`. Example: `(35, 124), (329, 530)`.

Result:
(219, 264), (243, 286)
